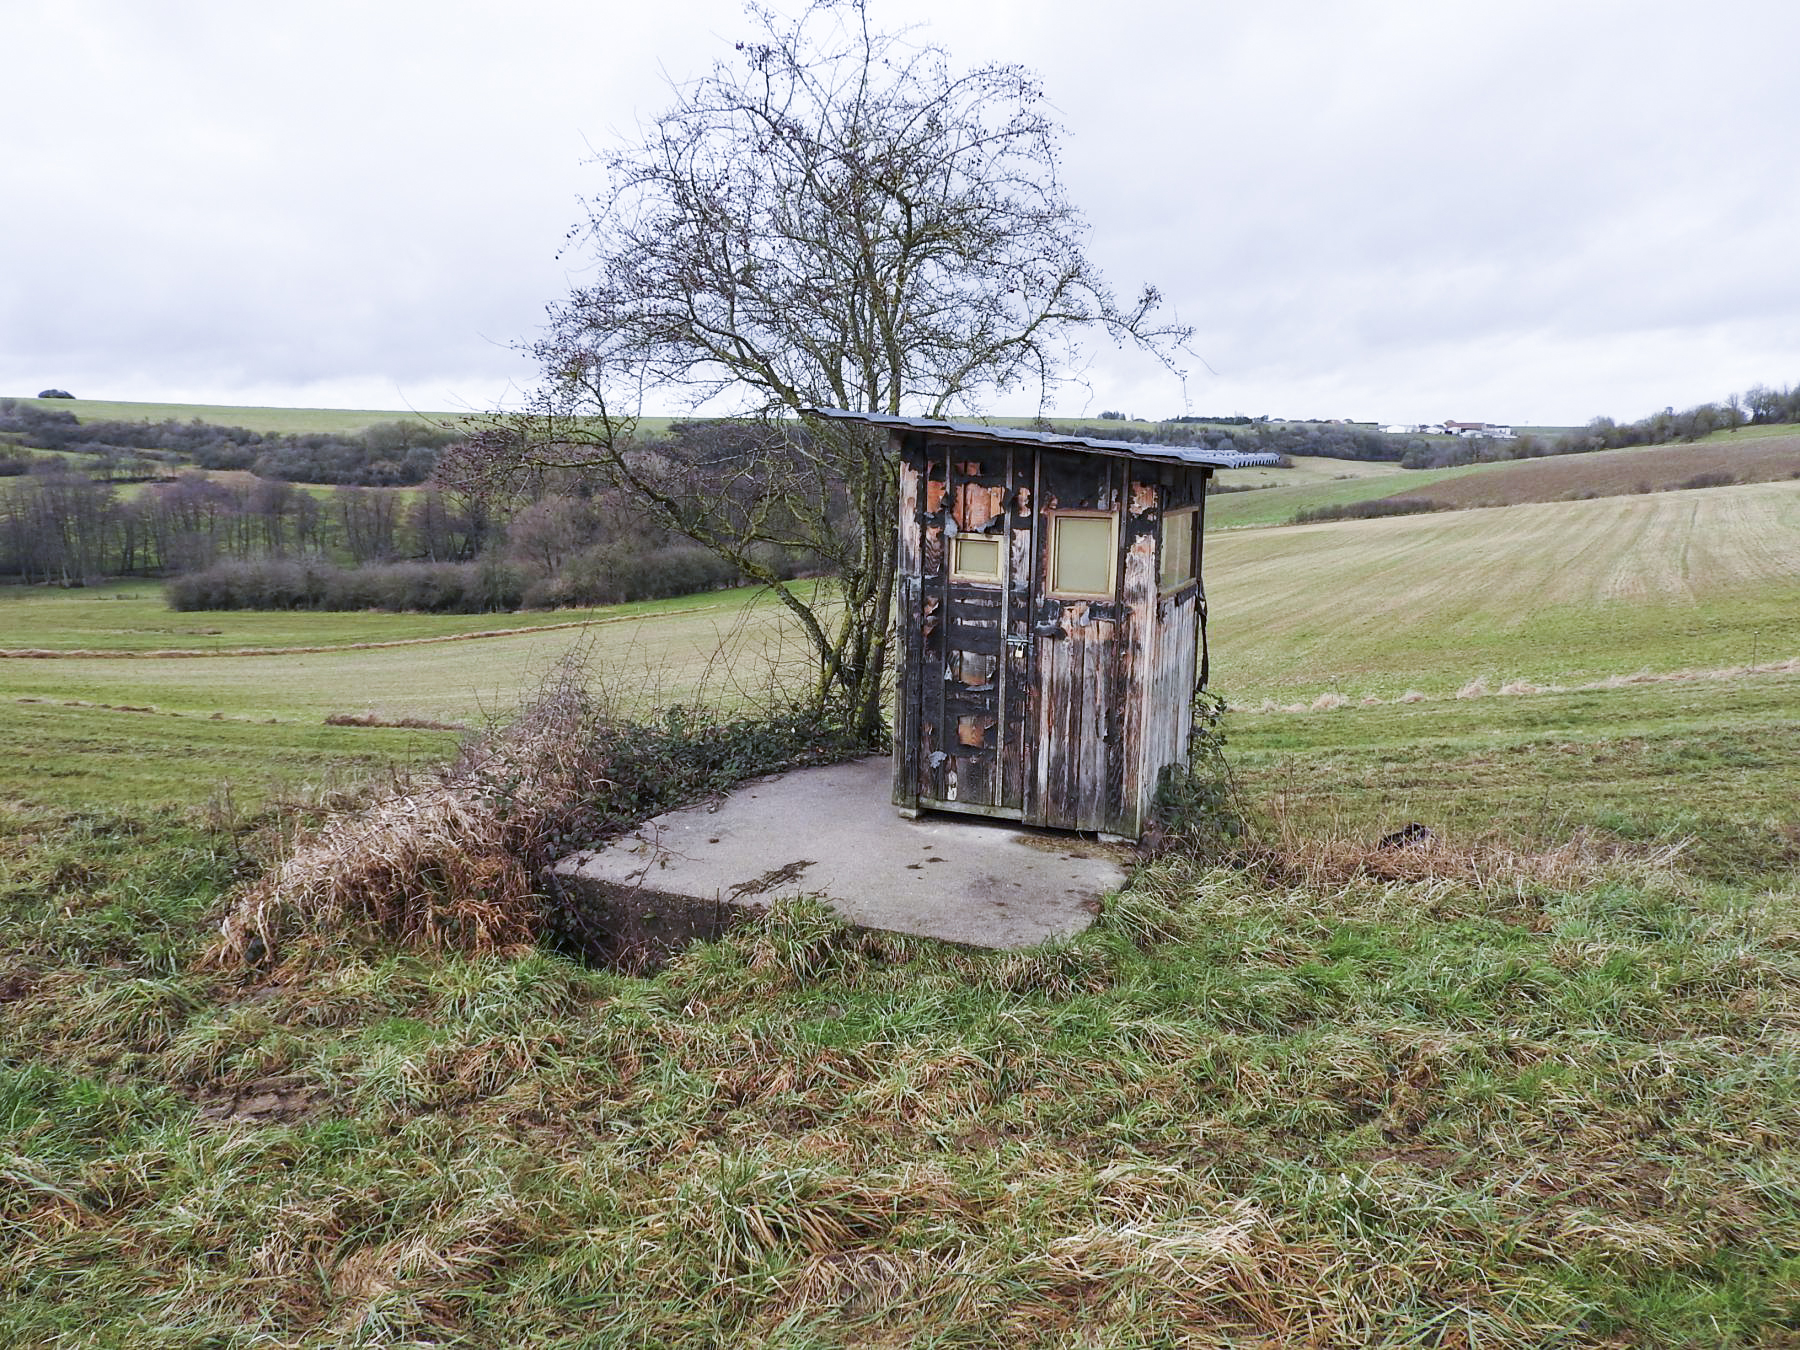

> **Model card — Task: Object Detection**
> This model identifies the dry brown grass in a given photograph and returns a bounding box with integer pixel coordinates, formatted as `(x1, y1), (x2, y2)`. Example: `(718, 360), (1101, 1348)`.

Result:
(208, 661), (609, 971)
(1241, 823), (1690, 897)
(323, 712), (466, 730)
(1242, 655), (1800, 714)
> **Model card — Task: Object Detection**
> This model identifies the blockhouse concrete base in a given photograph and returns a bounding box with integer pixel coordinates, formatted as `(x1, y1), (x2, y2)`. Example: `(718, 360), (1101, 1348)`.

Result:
(550, 756), (1126, 952)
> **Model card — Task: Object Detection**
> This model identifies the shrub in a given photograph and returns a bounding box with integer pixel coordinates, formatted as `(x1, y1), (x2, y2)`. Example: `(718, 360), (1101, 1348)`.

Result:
(167, 559), (526, 613)
(1679, 471), (1735, 491)
(1146, 691), (1246, 859)
(1290, 497), (1447, 524)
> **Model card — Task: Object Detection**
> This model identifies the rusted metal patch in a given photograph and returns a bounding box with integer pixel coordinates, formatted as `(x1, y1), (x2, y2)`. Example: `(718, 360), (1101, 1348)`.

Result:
(956, 713), (995, 747)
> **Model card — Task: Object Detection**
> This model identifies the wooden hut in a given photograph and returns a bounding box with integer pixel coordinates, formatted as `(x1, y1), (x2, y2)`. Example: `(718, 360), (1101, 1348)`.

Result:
(812, 410), (1269, 840)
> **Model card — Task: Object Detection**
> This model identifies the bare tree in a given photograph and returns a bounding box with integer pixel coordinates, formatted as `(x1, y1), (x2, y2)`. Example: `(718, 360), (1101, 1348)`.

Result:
(452, 0), (1189, 741)
(334, 486), (402, 564)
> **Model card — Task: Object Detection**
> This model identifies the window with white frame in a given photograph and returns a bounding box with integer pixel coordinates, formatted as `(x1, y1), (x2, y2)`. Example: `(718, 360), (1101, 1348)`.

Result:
(1047, 511), (1117, 598)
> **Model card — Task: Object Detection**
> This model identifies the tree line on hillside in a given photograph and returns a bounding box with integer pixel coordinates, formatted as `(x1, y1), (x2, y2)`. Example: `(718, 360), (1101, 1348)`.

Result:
(1076, 382), (1800, 473)
(0, 421), (815, 609)
(5, 377), (1796, 606)
(1061, 418), (1407, 463)
(0, 400), (457, 486)
(1400, 385), (1800, 469)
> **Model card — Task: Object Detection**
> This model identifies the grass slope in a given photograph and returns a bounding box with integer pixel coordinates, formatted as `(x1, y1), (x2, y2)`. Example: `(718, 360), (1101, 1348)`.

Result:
(1206, 464), (1484, 529)
(1208, 480), (1800, 700)
(4, 484), (1794, 799)
(1227, 676), (1800, 881)
(3, 801), (1795, 1344)
(0, 579), (770, 654)
(1209, 425), (1800, 531)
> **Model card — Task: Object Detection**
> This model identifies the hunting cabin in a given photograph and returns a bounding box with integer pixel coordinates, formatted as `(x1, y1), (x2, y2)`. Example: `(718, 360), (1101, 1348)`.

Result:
(812, 410), (1273, 840)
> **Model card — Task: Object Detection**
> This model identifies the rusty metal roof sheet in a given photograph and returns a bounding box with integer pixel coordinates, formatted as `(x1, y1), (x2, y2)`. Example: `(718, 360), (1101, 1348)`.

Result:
(806, 407), (1285, 469)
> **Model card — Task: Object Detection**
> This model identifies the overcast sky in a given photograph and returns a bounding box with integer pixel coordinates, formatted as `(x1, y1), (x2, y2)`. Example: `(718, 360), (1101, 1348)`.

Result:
(6, 0), (1796, 426)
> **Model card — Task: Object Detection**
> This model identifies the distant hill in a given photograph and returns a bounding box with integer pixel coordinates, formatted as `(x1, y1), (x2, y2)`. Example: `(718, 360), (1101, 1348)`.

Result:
(8, 396), (465, 437)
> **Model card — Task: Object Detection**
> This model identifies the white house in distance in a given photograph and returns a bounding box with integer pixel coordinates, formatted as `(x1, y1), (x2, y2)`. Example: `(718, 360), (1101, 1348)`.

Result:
(1386, 420), (1515, 439)
(1442, 420), (1516, 439)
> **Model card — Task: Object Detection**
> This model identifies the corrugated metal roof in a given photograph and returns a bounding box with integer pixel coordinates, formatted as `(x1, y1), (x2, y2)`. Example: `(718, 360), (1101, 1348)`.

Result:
(805, 407), (1284, 470)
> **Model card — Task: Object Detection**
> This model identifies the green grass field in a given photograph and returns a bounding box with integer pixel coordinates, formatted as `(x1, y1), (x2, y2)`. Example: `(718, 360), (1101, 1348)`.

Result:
(0, 578), (771, 655)
(1208, 479), (1800, 699)
(11, 480), (1791, 724)
(2, 476), (1797, 1344)
(5, 395), (690, 439)
(1206, 463), (1487, 529)
(1209, 423), (1800, 530)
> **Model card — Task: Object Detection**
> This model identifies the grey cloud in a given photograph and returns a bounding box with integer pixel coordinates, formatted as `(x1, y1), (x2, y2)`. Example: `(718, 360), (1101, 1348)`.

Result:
(5, 0), (1797, 426)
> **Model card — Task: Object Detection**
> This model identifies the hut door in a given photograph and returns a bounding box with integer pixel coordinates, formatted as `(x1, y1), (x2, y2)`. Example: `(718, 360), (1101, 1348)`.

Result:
(914, 445), (1031, 814)
(1028, 475), (1126, 833)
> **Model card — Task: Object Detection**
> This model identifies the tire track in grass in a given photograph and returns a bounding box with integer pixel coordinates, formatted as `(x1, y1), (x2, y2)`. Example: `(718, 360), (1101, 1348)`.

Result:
(0, 603), (740, 661)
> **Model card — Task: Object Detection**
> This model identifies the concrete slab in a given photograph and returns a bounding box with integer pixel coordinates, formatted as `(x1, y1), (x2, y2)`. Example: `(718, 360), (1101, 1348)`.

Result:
(551, 756), (1125, 950)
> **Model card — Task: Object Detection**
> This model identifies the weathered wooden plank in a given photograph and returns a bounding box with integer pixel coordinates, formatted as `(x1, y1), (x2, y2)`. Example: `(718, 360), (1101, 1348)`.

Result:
(1002, 502), (1032, 810)
(1016, 453), (1043, 817)
(896, 434), (922, 576)
(1034, 621), (1065, 826)
(1116, 467), (1159, 835)
(1054, 654), (1073, 829)
(1076, 617), (1114, 830)
(892, 441), (924, 810)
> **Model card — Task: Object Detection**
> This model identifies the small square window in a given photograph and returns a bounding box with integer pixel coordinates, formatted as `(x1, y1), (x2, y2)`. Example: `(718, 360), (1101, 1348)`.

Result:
(1160, 508), (1196, 592)
(951, 534), (1002, 581)
(1048, 512), (1116, 598)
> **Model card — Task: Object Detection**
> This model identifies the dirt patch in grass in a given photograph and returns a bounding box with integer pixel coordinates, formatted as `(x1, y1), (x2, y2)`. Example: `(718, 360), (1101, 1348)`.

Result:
(194, 1075), (331, 1126)
(324, 712), (466, 731)
(0, 970), (38, 1003)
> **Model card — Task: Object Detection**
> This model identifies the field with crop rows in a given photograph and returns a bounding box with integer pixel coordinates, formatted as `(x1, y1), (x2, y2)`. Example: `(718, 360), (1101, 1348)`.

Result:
(1207, 479), (1800, 700)
(1381, 433), (1800, 509)
(1205, 463), (1486, 529)
(4, 481), (1795, 795)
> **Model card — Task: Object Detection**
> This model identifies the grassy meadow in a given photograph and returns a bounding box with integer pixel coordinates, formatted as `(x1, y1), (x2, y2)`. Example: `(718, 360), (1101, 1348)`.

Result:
(1207, 463), (1485, 529)
(3, 464), (1798, 1343)
(1209, 479), (1800, 699)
